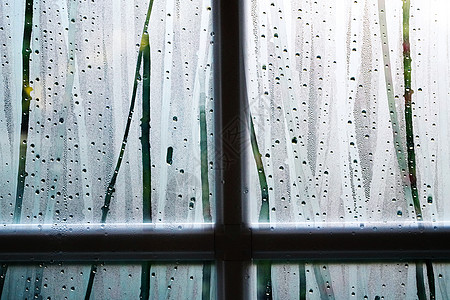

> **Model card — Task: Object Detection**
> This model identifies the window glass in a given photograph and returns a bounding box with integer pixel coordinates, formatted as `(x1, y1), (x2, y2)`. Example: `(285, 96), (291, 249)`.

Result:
(253, 261), (447, 300)
(245, 0), (450, 224)
(0, 0), (215, 224)
(1, 262), (214, 299)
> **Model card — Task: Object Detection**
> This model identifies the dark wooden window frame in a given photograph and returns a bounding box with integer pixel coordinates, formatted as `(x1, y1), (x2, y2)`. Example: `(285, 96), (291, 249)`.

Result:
(1, 1), (450, 299)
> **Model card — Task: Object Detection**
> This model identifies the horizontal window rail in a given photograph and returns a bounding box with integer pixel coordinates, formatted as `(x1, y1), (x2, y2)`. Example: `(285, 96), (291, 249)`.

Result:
(1, 222), (450, 261)
(0, 223), (215, 261)
(252, 222), (450, 260)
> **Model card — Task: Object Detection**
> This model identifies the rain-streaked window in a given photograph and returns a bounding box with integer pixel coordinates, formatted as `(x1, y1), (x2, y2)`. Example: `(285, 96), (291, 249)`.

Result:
(246, 0), (450, 224)
(245, 0), (450, 298)
(0, 0), (215, 225)
(1, 0), (214, 298)
(1, 0), (450, 299)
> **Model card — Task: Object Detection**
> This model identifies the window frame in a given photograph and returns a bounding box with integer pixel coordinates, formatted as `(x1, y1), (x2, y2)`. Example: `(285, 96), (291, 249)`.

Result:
(1, 1), (450, 299)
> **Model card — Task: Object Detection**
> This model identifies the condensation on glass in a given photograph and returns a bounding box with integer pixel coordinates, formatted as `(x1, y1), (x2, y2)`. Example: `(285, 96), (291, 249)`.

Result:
(252, 261), (448, 300)
(1, 262), (215, 299)
(0, 0), (215, 224)
(245, 0), (450, 224)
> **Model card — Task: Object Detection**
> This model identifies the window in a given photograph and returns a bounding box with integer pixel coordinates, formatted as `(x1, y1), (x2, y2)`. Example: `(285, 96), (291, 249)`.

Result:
(1, 0), (449, 299)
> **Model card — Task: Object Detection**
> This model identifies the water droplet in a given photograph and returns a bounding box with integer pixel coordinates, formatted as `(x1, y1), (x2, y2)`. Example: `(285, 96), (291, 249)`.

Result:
(166, 147), (173, 165)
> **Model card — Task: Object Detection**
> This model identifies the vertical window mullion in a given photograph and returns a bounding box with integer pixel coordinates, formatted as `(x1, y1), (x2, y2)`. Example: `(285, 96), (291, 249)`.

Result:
(215, 0), (250, 299)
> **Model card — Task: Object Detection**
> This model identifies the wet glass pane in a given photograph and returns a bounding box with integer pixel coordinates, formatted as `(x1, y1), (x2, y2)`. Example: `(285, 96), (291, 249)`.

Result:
(245, 0), (450, 223)
(253, 261), (448, 300)
(0, 262), (214, 299)
(0, 0), (215, 224)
